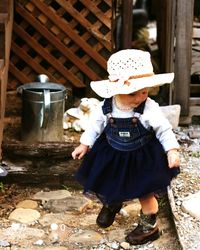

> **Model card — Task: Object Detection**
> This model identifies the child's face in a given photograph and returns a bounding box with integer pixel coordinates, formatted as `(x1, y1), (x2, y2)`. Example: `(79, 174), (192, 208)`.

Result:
(119, 88), (149, 107)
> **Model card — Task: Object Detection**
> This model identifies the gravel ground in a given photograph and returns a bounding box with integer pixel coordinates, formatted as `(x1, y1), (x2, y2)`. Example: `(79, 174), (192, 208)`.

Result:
(1, 126), (200, 250)
(168, 126), (200, 250)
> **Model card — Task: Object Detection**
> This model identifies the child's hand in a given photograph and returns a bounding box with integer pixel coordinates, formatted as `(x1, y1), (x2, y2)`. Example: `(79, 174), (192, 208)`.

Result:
(72, 144), (89, 160)
(167, 149), (180, 168)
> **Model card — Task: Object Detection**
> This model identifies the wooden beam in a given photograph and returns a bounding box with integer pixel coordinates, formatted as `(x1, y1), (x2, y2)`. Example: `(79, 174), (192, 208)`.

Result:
(155, 1), (175, 69)
(122, 0), (132, 49)
(0, 0), (14, 160)
(0, 24), (5, 61)
(0, 0), (9, 23)
(158, 0), (176, 104)
(173, 0), (194, 115)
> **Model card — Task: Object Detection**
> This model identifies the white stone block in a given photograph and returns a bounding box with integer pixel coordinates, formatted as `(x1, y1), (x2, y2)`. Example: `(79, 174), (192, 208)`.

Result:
(160, 105), (181, 129)
(181, 191), (200, 220)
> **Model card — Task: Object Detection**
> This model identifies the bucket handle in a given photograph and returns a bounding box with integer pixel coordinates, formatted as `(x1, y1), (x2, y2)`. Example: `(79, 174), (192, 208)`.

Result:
(41, 89), (50, 129)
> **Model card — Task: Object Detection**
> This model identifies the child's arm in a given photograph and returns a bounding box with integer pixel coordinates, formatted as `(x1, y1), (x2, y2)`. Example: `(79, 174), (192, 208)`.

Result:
(72, 100), (106, 160)
(144, 98), (180, 151)
(143, 98), (180, 169)
(72, 144), (89, 160)
(167, 149), (180, 168)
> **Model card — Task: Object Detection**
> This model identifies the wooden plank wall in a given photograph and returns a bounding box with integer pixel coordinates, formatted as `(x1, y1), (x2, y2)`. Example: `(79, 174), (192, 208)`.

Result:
(156, 0), (194, 116)
(8, 0), (113, 93)
(155, 0), (176, 104)
(173, 0), (194, 115)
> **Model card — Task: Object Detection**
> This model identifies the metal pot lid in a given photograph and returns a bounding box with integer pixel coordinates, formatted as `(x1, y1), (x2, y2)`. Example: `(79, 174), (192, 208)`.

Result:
(17, 74), (66, 94)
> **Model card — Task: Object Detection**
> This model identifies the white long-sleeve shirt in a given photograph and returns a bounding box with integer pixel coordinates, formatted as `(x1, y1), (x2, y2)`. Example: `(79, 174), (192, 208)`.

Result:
(80, 97), (180, 152)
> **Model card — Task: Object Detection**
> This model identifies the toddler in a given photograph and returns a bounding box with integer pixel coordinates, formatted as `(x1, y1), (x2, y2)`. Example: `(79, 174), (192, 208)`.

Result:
(72, 49), (180, 245)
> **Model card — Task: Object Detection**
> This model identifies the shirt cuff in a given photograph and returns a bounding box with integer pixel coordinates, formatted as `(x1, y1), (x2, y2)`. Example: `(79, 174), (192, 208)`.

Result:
(80, 133), (95, 147)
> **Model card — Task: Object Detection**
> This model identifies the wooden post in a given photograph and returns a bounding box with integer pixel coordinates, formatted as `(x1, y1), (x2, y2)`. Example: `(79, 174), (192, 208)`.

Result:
(122, 0), (132, 49)
(162, 0), (175, 73)
(0, 0), (13, 161)
(173, 0), (194, 115)
(156, 0), (176, 104)
(166, 0), (176, 104)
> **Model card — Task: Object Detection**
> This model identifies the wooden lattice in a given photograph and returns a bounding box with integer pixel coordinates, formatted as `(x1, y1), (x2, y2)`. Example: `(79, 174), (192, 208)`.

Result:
(8, 0), (113, 91)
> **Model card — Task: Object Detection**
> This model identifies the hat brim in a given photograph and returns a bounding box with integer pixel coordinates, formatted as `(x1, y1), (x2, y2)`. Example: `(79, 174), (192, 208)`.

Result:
(91, 73), (174, 98)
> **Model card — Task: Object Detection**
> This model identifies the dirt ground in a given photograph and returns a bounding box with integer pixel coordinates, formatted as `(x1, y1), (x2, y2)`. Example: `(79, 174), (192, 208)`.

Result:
(0, 183), (181, 250)
(0, 117), (183, 249)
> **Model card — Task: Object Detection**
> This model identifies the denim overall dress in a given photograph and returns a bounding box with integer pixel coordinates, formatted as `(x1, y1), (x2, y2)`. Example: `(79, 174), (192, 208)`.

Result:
(76, 98), (180, 205)
(102, 98), (154, 152)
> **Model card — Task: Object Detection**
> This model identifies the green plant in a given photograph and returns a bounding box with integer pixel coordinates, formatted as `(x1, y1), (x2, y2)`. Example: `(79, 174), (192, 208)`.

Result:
(191, 152), (200, 158)
(0, 182), (4, 192)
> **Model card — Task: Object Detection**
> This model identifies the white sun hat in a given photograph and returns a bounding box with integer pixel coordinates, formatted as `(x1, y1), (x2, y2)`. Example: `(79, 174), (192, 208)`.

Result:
(90, 49), (174, 98)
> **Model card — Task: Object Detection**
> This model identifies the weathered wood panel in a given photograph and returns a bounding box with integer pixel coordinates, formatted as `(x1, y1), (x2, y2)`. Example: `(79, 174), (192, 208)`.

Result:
(0, 0), (13, 160)
(121, 0), (132, 49)
(173, 0), (194, 115)
(155, 0), (176, 104)
(8, 0), (113, 91)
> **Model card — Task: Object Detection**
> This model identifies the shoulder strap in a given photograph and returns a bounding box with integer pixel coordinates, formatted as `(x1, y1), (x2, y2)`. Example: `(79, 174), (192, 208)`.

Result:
(134, 99), (146, 114)
(102, 97), (113, 115)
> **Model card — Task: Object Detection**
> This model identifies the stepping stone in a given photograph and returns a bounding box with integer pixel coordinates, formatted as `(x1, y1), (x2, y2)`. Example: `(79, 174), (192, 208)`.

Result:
(181, 191), (200, 219)
(32, 190), (71, 202)
(44, 196), (93, 213)
(8, 208), (41, 224)
(16, 200), (38, 209)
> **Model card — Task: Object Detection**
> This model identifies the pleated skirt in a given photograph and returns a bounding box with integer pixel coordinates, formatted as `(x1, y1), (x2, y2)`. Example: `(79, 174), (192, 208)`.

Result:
(75, 132), (180, 204)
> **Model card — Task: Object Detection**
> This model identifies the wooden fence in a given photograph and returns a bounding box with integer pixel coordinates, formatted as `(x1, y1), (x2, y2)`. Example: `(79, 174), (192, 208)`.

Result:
(8, 0), (113, 92)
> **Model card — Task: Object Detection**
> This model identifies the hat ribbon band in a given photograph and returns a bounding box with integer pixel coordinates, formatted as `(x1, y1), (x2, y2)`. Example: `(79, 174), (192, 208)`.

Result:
(111, 73), (154, 86)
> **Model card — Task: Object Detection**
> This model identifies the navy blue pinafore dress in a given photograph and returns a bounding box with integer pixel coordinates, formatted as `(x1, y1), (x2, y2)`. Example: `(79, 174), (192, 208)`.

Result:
(75, 98), (180, 205)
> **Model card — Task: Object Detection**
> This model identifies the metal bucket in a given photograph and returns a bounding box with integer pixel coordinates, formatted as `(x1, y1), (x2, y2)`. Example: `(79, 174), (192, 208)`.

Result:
(18, 75), (67, 143)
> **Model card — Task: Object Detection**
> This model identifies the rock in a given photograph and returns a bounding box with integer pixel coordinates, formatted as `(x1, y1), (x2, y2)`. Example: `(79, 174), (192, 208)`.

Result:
(43, 196), (93, 213)
(49, 223), (72, 242)
(0, 227), (45, 241)
(8, 208), (41, 224)
(188, 130), (200, 139)
(120, 241), (130, 249)
(120, 201), (141, 217)
(32, 190), (71, 202)
(0, 240), (10, 247)
(107, 241), (119, 249)
(181, 191), (200, 219)
(51, 223), (59, 230)
(16, 200), (38, 209)
(160, 105), (181, 129)
(33, 239), (44, 246)
(107, 229), (125, 242)
(39, 213), (77, 227)
(68, 229), (103, 245)
(79, 214), (97, 226)
(41, 247), (71, 250)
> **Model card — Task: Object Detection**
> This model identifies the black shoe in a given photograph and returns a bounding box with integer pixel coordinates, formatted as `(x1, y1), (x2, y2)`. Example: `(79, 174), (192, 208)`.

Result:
(96, 203), (122, 228)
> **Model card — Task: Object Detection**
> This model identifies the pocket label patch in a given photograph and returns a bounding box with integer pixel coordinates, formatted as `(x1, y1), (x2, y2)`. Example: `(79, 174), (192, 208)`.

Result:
(119, 131), (130, 137)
